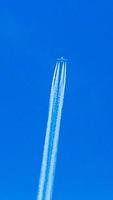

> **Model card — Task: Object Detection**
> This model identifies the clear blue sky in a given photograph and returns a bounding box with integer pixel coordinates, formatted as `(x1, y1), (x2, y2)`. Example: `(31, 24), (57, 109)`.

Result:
(0, 0), (113, 199)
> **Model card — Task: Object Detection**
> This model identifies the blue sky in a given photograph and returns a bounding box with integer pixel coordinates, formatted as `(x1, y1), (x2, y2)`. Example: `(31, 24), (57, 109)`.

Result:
(0, 0), (113, 199)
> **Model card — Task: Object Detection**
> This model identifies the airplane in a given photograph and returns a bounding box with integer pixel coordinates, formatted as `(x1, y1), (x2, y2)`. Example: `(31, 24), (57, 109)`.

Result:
(56, 57), (67, 63)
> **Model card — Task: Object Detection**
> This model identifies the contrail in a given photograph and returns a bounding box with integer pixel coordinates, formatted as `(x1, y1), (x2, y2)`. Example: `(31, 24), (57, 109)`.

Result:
(37, 58), (66, 200)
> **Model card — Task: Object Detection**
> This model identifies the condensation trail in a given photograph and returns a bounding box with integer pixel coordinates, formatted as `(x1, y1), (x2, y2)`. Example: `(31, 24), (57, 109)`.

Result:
(37, 59), (66, 200)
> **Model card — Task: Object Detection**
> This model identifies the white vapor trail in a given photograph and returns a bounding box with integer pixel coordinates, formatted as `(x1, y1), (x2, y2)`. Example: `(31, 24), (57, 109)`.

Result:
(37, 60), (66, 200)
